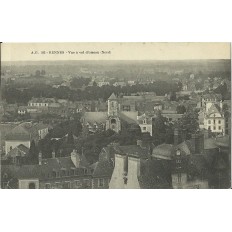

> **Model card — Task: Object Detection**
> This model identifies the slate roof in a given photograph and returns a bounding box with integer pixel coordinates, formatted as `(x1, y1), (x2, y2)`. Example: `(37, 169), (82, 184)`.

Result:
(92, 160), (114, 178)
(5, 122), (49, 141)
(152, 144), (175, 160)
(119, 111), (138, 124)
(4, 144), (29, 159)
(176, 140), (194, 155)
(1, 155), (90, 181)
(215, 135), (230, 148)
(206, 104), (222, 117)
(204, 138), (218, 150)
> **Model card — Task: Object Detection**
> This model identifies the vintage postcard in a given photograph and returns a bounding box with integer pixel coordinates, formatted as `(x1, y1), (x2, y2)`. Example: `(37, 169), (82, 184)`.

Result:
(0, 42), (231, 189)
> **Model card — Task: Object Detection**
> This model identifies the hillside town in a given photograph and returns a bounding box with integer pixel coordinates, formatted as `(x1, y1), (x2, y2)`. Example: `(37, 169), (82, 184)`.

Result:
(0, 60), (231, 189)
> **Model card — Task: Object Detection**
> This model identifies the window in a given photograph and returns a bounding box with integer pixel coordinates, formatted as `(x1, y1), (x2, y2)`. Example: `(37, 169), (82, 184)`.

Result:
(213, 126), (216, 130)
(208, 120), (211, 124)
(111, 118), (116, 124)
(45, 183), (51, 189)
(98, 178), (104, 187)
(208, 126), (211, 130)
(143, 119), (146, 124)
(176, 159), (181, 163)
(213, 119), (215, 124)
(84, 169), (88, 174)
(143, 127), (146, 131)
(218, 126), (221, 130)
(10, 146), (12, 150)
(218, 120), (221, 124)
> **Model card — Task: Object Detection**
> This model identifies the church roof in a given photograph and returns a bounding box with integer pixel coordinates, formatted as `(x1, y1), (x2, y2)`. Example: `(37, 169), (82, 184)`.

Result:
(119, 111), (138, 124)
(82, 112), (108, 124)
(108, 93), (117, 100)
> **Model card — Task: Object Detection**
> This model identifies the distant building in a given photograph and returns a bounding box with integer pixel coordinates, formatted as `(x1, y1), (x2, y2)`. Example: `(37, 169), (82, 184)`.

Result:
(1, 150), (91, 189)
(200, 94), (225, 135)
(137, 113), (153, 136)
(28, 97), (56, 107)
(81, 93), (138, 134)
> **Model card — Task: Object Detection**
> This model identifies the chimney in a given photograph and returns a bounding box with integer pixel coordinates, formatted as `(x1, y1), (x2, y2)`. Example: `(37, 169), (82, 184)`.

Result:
(71, 149), (80, 168)
(38, 152), (42, 165)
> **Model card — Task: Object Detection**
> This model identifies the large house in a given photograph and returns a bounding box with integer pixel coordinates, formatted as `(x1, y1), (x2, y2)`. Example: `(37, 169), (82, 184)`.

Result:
(4, 122), (49, 154)
(199, 94), (226, 135)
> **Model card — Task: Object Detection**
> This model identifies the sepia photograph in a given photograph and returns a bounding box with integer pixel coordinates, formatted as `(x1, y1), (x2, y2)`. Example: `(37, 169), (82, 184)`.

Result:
(0, 42), (231, 189)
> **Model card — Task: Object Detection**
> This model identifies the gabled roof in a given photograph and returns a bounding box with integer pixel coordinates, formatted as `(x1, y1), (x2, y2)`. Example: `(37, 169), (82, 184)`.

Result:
(108, 93), (117, 100)
(6, 144), (29, 157)
(176, 140), (194, 155)
(92, 160), (114, 177)
(1, 155), (90, 180)
(207, 104), (222, 116)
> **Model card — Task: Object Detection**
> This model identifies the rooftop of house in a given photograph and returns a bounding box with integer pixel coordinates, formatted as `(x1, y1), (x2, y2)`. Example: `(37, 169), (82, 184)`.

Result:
(3, 144), (29, 160)
(203, 93), (222, 101)
(91, 160), (114, 178)
(5, 122), (49, 141)
(215, 135), (230, 148)
(152, 144), (175, 160)
(108, 93), (117, 100)
(1, 155), (90, 181)
(28, 97), (56, 103)
(206, 104), (222, 116)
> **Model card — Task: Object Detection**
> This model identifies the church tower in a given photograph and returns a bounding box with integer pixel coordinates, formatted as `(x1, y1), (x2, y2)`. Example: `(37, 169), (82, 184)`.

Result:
(106, 93), (121, 133)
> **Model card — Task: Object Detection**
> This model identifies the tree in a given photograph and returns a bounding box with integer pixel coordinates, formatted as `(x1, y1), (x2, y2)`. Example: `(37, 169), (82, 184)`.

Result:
(174, 110), (199, 139)
(29, 140), (38, 163)
(67, 130), (74, 145)
(41, 70), (46, 76)
(176, 105), (186, 114)
(152, 111), (169, 145)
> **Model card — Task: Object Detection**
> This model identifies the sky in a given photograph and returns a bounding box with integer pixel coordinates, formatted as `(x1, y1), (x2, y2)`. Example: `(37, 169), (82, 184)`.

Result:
(1, 42), (230, 62)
